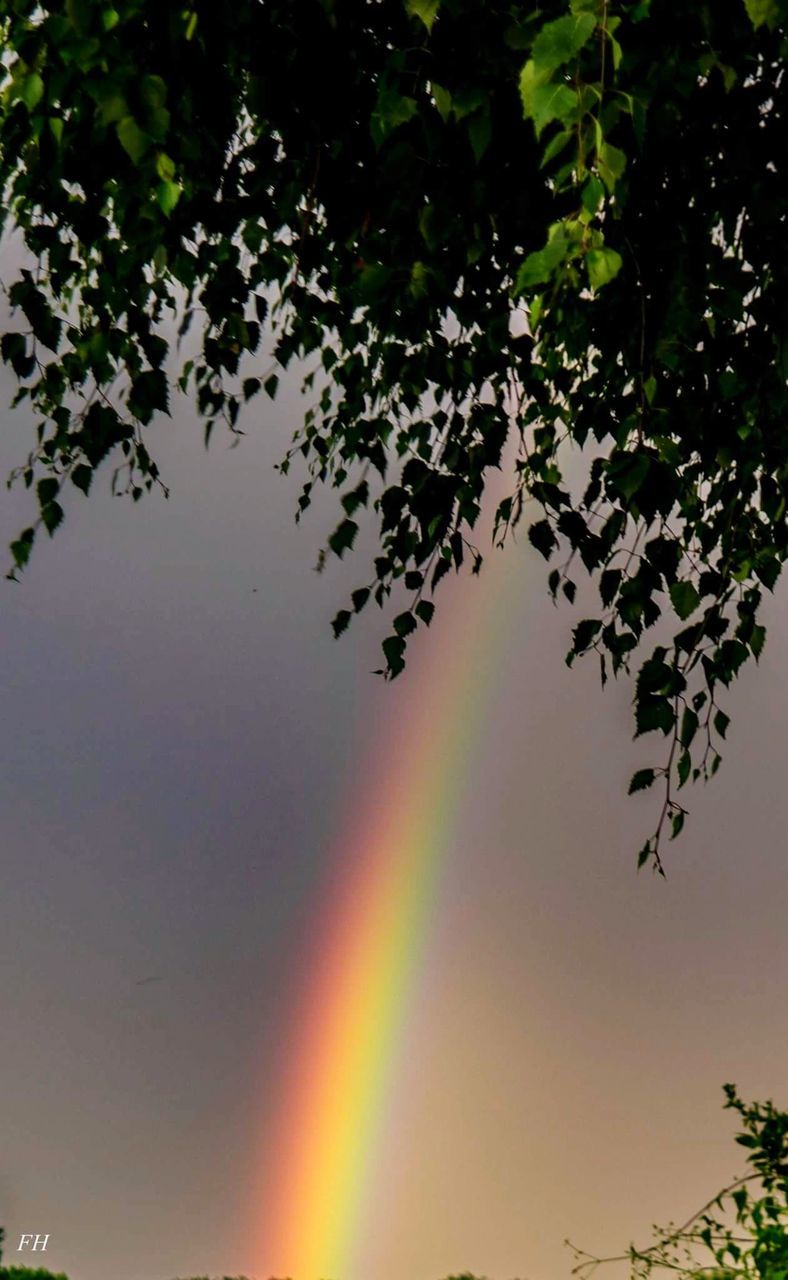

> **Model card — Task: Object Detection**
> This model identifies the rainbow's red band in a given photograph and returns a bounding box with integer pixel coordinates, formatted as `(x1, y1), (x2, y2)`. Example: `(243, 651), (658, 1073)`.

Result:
(251, 505), (517, 1279)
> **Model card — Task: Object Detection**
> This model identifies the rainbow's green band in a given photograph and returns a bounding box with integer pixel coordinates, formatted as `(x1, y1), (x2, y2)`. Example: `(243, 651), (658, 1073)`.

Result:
(253, 497), (519, 1279)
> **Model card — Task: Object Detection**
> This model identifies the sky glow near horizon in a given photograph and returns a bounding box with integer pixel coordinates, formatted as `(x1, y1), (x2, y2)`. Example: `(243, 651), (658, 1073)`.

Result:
(1, 344), (788, 1280)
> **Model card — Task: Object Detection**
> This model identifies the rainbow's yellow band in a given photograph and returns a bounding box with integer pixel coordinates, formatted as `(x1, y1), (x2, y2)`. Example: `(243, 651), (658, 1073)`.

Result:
(253, 526), (515, 1279)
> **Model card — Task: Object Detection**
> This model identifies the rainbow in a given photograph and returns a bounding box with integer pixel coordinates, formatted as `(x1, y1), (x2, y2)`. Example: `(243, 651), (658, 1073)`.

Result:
(253, 523), (516, 1280)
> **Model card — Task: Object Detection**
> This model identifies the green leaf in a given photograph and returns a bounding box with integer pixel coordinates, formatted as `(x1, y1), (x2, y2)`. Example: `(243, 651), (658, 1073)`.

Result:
(66, 0), (92, 34)
(714, 709), (730, 740)
(41, 499), (64, 535)
(415, 599), (435, 625)
(599, 568), (621, 605)
(669, 579), (701, 620)
(328, 518), (359, 558)
(529, 293), (544, 331)
(2, 336), (34, 380)
(79, 403), (128, 466)
(332, 609), (352, 638)
(635, 696), (675, 736)
(409, 260), (430, 298)
(628, 768), (655, 794)
(155, 151), (176, 180)
(146, 105), (171, 143)
(116, 115), (151, 163)
(597, 140), (627, 191)
(750, 623), (766, 659)
(9, 527), (36, 574)
(140, 74), (168, 111)
(156, 179), (182, 215)
(337, 481), (365, 514)
(95, 86), (129, 124)
(515, 223), (570, 291)
(519, 61), (578, 137)
(71, 464), (93, 495)
(531, 12), (596, 72)
(531, 82), (579, 139)
(357, 263), (394, 299)
(677, 750), (691, 788)
(607, 451), (650, 501)
(528, 518), (558, 559)
(570, 617), (601, 656)
(19, 72), (45, 111)
(431, 82), (452, 121)
(468, 110), (492, 162)
(680, 706), (699, 749)
(637, 657), (674, 695)
(581, 173), (605, 216)
(37, 478), (59, 508)
(405, 0), (440, 32)
(451, 86), (486, 120)
(586, 245), (623, 290)
(541, 128), (574, 168)
(382, 633), (407, 678)
(393, 610), (417, 637)
(128, 368), (169, 422)
(371, 87), (418, 146)
(744, 0), (778, 28)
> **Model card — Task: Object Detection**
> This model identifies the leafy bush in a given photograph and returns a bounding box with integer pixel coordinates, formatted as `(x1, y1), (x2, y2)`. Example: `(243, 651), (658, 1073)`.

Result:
(571, 1086), (788, 1280)
(0, 1271), (69, 1279)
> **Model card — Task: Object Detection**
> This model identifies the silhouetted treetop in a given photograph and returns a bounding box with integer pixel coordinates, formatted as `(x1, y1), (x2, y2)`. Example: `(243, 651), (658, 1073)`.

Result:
(1, 0), (786, 867)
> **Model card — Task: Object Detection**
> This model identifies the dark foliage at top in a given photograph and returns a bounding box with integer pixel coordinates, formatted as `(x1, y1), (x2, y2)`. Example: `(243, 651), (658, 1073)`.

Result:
(1, 0), (786, 867)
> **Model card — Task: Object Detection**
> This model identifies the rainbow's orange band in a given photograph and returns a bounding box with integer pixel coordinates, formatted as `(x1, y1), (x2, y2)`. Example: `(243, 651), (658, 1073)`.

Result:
(252, 518), (516, 1279)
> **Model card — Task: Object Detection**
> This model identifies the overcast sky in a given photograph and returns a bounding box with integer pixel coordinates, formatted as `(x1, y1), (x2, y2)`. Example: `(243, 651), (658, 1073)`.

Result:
(1, 304), (787, 1280)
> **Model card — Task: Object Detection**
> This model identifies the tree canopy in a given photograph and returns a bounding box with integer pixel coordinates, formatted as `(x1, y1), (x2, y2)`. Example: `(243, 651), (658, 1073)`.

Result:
(1, 0), (786, 869)
(0, 1230), (68, 1280)
(572, 1086), (788, 1280)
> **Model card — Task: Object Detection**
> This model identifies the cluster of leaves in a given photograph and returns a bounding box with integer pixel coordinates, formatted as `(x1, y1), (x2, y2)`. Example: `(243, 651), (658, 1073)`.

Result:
(1, 0), (787, 870)
(0, 1271), (69, 1280)
(0, 1234), (68, 1280)
(570, 1086), (788, 1280)
(503, 0), (787, 869)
